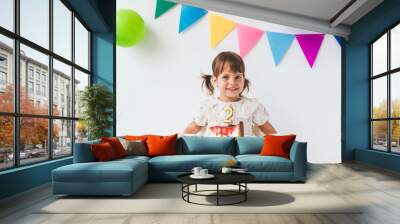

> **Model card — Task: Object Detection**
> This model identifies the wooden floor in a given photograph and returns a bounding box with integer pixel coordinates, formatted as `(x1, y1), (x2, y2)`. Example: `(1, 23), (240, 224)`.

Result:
(1, 162), (400, 224)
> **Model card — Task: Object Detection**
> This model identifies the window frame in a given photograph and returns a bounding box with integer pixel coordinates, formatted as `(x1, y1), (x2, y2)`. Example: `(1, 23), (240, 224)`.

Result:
(370, 21), (400, 154)
(0, 0), (92, 171)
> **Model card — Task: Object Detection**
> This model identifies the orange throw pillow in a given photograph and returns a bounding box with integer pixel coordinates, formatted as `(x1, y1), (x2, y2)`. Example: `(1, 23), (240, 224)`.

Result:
(124, 135), (149, 141)
(91, 142), (117, 161)
(260, 134), (296, 159)
(101, 137), (127, 158)
(146, 134), (178, 157)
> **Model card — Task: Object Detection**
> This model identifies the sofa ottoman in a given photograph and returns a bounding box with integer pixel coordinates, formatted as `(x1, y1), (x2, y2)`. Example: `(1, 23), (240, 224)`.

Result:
(52, 154), (149, 196)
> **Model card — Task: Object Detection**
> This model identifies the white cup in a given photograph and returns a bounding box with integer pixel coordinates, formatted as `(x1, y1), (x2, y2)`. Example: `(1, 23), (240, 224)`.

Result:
(221, 167), (232, 174)
(200, 169), (208, 176)
(191, 167), (202, 176)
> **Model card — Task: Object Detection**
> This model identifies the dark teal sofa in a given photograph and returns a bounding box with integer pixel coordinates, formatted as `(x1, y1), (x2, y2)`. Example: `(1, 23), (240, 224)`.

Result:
(52, 136), (307, 196)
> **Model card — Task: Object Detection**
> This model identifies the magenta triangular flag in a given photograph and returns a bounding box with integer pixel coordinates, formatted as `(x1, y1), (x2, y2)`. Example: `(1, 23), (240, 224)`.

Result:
(237, 24), (264, 58)
(296, 34), (324, 68)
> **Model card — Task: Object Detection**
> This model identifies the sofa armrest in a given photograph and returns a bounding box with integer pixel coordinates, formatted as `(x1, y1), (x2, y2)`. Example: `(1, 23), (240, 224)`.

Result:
(73, 140), (100, 163)
(289, 141), (307, 181)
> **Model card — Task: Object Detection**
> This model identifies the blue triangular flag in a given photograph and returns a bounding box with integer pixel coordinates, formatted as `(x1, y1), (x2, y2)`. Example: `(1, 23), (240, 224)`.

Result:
(334, 35), (344, 47)
(179, 5), (208, 33)
(266, 32), (295, 65)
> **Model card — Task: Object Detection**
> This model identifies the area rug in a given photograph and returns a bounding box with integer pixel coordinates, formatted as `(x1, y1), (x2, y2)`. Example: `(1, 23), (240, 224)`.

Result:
(37, 183), (362, 214)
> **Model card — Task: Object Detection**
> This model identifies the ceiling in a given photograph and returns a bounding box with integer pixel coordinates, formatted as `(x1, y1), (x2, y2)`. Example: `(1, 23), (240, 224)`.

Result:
(170, 0), (384, 38)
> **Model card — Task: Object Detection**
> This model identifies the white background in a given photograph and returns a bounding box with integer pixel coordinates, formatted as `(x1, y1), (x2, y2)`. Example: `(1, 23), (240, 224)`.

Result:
(116, 0), (342, 163)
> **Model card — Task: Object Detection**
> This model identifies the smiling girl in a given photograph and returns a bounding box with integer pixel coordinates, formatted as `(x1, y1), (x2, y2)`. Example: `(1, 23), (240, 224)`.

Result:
(183, 51), (277, 137)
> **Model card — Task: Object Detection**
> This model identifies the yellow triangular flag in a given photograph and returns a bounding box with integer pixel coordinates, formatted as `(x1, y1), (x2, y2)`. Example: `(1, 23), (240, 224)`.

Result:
(209, 14), (237, 48)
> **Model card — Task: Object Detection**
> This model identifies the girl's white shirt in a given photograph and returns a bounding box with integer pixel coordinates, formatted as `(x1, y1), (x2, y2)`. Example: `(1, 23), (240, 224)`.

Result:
(193, 96), (270, 136)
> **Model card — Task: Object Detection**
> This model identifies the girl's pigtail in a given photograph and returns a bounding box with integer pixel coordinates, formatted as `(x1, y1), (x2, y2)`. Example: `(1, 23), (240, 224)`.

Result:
(201, 74), (214, 95)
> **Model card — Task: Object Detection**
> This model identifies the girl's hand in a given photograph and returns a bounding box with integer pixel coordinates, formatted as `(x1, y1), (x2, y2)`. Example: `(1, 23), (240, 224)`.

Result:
(183, 121), (203, 134)
(259, 121), (277, 135)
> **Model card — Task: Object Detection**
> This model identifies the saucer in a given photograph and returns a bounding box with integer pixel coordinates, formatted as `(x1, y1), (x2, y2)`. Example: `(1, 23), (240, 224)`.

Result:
(190, 174), (215, 179)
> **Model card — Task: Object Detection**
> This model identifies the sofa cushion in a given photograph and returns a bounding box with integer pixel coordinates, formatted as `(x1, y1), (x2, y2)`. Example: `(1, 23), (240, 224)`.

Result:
(177, 136), (236, 155)
(236, 155), (293, 172)
(260, 134), (296, 159)
(74, 140), (100, 163)
(148, 154), (235, 172)
(118, 138), (147, 156)
(101, 137), (127, 158)
(52, 159), (147, 183)
(236, 137), (263, 155)
(147, 134), (178, 157)
(91, 142), (118, 161)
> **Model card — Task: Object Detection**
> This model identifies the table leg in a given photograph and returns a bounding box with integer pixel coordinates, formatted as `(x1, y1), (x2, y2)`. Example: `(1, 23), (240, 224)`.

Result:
(245, 183), (247, 201)
(217, 184), (219, 206)
(195, 184), (197, 192)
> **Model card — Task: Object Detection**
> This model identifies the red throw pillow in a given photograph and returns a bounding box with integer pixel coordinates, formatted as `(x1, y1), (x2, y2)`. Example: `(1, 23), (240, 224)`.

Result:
(146, 134), (178, 157)
(260, 134), (296, 159)
(101, 137), (127, 158)
(91, 142), (117, 161)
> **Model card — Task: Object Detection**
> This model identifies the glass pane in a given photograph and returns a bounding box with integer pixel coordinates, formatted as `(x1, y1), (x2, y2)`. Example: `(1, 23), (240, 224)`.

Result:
(372, 33), (387, 76)
(0, 35), (14, 112)
(391, 120), (400, 153)
(75, 17), (89, 70)
(20, 44), (49, 115)
(75, 120), (88, 143)
(372, 77), (387, 119)
(53, 59), (72, 117)
(0, 116), (13, 170)
(20, 117), (49, 165)
(20, 0), (49, 49)
(391, 24), (400, 70)
(53, 119), (72, 157)
(53, 0), (71, 60)
(0, 0), (14, 31)
(392, 72), (400, 118)
(74, 69), (89, 118)
(372, 121), (388, 151)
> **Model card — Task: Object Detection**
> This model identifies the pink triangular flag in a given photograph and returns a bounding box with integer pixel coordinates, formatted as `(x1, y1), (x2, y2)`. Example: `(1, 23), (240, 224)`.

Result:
(237, 24), (264, 58)
(296, 34), (324, 68)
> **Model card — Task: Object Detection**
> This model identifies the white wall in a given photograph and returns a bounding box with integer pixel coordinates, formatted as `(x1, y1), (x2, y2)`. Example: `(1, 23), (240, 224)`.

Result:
(116, 0), (342, 163)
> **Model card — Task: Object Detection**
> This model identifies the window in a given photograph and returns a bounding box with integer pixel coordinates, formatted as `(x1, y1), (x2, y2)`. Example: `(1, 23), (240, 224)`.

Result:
(75, 17), (89, 69)
(42, 85), (46, 97)
(0, 71), (6, 85)
(28, 81), (34, 94)
(0, 0), (14, 32)
(28, 67), (34, 80)
(0, 1), (91, 170)
(0, 55), (7, 67)
(371, 23), (400, 154)
(0, 54), (7, 86)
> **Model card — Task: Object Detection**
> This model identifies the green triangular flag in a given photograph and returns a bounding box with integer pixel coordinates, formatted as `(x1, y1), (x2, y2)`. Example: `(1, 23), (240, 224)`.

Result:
(155, 0), (177, 19)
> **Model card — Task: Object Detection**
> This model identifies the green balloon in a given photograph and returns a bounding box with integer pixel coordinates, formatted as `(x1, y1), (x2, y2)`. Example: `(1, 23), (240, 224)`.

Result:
(116, 9), (145, 47)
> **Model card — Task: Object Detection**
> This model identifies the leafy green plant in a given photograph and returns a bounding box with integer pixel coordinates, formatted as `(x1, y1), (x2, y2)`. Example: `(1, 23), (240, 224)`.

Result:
(79, 84), (113, 140)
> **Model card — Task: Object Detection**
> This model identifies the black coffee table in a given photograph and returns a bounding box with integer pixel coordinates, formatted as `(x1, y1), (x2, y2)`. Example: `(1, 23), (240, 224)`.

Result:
(177, 172), (255, 206)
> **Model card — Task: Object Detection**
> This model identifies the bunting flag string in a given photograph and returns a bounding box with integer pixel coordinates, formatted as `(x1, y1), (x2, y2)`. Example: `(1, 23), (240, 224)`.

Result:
(266, 32), (295, 66)
(179, 5), (208, 33)
(237, 24), (264, 58)
(155, 0), (177, 19)
(153, 1), (341, 68)
(296, 34), (325, 68)
(334, 35), (344, 47)
(209, 14), (236, 48)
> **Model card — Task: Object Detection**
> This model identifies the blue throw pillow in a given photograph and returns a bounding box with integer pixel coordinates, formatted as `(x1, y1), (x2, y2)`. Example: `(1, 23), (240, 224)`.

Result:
(236, 137), (263, 155)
